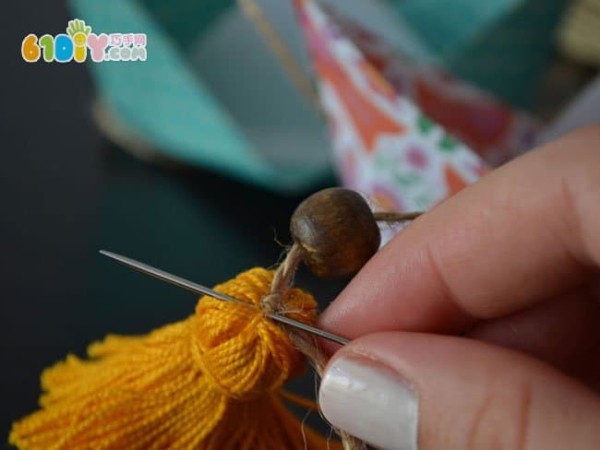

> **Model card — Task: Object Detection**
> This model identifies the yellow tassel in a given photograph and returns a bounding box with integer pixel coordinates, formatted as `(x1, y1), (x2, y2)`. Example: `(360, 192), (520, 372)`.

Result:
(10, 268), (341, 449)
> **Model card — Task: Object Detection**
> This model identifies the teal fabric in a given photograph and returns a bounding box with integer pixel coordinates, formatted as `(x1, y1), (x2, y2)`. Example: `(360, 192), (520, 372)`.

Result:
(70, 0), (331, 193)
(138, 0), (233, 50)
(389, 0), (568, 108)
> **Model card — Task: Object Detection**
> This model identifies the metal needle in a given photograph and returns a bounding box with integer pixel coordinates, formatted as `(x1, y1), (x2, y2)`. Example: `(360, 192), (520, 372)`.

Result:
(99, 250), (349, 346)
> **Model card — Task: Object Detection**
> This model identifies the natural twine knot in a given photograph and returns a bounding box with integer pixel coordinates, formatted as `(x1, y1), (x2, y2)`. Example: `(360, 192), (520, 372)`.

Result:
(192, 268), (318, 400)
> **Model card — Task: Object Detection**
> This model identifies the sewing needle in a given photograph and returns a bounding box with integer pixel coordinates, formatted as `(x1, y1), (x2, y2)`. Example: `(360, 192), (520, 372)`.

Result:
(99, 250), (349, 346)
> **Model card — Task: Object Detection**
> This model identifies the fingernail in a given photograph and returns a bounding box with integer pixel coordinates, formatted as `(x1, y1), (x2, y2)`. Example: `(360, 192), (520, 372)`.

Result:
(319, 355), (419, 450)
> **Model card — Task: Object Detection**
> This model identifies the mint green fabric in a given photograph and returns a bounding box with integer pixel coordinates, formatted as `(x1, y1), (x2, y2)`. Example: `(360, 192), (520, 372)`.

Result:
(389, 0), (567, 108)
(70, 0), (331, 193)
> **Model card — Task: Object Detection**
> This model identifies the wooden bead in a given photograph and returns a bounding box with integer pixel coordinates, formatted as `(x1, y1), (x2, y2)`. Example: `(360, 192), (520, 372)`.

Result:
(290, 188), (380, 278)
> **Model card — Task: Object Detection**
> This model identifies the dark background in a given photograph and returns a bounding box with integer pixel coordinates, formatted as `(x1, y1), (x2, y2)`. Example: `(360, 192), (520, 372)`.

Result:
(1, 2), (343, 442)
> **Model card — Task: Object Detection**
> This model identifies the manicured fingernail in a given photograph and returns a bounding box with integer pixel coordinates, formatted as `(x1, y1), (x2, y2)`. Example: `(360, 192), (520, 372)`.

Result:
(319, 355), (419, 450)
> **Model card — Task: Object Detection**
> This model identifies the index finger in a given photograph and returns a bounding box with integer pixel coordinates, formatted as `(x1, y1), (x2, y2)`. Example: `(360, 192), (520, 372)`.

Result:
(320, 126), (600, 338)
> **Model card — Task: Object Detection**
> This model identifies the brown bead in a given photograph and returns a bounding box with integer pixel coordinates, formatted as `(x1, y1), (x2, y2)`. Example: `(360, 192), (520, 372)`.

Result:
(290, 188), (380, 278)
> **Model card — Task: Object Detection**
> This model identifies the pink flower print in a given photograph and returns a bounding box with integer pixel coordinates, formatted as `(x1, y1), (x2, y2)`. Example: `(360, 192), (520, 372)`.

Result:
(406, 146), (429, 170)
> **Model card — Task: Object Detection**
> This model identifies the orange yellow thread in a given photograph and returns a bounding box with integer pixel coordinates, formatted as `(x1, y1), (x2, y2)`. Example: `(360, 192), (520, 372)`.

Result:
(10, 268), (340, 449)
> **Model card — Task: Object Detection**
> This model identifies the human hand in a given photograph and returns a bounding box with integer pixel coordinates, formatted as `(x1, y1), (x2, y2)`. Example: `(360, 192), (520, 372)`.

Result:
(318, 126), (600, 450)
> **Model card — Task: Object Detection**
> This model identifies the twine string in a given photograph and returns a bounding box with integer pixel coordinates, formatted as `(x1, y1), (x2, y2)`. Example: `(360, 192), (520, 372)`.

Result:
(373, 211), (423, 222)
(267, 243), (367, 450)
(237, 0), (323, 114)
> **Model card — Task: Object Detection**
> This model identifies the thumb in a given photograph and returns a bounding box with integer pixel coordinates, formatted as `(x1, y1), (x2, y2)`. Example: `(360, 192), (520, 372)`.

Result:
(319, 332), (600, 450)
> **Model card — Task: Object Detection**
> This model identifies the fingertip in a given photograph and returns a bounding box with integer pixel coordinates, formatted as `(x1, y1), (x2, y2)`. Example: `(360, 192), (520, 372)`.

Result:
(320, 332), (600, 450)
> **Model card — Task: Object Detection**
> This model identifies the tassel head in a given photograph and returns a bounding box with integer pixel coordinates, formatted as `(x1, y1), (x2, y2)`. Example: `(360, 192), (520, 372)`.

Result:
(193, 269), (317, 399)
